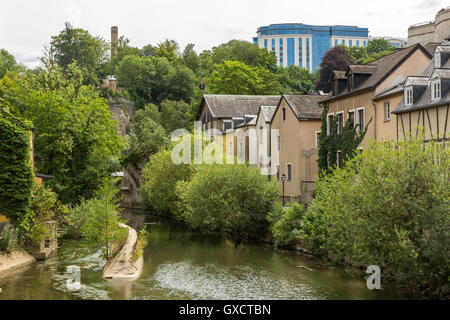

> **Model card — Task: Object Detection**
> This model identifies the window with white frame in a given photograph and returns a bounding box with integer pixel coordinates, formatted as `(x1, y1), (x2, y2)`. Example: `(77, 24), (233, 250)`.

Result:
(337, 112), (344, 134)
(315, 131), (321, 148)
(432, 80), (441, 100)
(384, 101), (391, 121)
(327, 114), (334, 135)
(348, 110), (355, 125)
(405, 87), (413, 105)
(357, 108), (365, 132)
(276, 165), (280, 181)
(228, 141), (233, 156)
(286, 163), (292, 181)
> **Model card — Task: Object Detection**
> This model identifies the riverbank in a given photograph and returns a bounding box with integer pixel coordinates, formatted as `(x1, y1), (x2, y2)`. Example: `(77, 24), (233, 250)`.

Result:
(0, 249), (35, 275)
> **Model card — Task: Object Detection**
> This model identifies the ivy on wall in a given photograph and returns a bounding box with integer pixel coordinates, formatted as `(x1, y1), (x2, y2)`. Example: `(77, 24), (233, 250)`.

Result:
(318, 104), (369, 173)
(0, 102), (34, 227)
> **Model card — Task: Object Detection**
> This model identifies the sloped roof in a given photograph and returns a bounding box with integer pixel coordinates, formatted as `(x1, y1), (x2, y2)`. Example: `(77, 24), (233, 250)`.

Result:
(198, 94), (281, 119)
(282, 94), (328, 120)
(260, 106), (277, 123)
(347, 64), (377, 75)
(324, 44), (432, 102)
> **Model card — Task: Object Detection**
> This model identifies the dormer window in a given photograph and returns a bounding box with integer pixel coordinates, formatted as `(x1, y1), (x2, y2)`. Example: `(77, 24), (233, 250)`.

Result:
(435, 52), (441, 69)
(405, 87), (413, 105)
(432, 79), (441, 101)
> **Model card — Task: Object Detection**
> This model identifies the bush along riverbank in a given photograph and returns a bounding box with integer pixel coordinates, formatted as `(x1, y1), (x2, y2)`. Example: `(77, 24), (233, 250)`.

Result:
(140, 136), (449, 298)
(269, 137), (449, 299)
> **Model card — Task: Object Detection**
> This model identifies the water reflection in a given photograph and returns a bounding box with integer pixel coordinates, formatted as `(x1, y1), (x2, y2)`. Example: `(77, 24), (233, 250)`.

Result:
(0, 210), (420, 300)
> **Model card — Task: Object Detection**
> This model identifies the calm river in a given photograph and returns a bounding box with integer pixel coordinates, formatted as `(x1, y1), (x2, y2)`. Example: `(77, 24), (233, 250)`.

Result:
(0, 210), (420, 300)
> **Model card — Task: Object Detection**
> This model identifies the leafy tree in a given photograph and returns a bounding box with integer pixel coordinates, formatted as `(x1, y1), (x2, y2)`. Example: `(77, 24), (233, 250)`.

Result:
(367, 39), (395, 55)
(2, 64), (124, 203)
(342, 45), (369, 64)
(177, 163), (279, 240)
(50, 22), (109, 85)
(0, 49), (22, 78)
(80, 178), (128, 259)
(209, 60), (279, 95)
(163, 64), (195, 103)
(316, 47), (354, 93)
(107, 36), (142, 75)
(182, 44), (200, 74)
(268, 202), (306, 246)
(277, 65), (317, 94)
(211, 40), (277, 72)
(140, 148), (194, 216)
(159, 99), (192, 133)
(153, 39), (180, 63)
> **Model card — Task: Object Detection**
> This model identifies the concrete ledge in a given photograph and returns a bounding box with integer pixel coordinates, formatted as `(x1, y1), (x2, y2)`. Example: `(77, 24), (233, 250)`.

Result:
(0, 249), (35, 275)
(103, 224), (143, 280)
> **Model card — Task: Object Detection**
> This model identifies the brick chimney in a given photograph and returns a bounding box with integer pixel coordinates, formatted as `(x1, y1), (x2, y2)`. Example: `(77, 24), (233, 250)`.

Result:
(111, 26), (118, 57)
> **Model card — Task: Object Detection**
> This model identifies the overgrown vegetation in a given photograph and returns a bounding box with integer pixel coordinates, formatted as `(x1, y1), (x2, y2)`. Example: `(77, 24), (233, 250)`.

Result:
(317, 104), (368, 173)
(0, 104), (34, 228)
(267, 202), (306, 247)
(270, 138), (449, 297)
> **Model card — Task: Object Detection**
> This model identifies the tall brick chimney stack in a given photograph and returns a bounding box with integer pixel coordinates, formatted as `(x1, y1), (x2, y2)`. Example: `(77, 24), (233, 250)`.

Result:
(111, 26), (118, 57)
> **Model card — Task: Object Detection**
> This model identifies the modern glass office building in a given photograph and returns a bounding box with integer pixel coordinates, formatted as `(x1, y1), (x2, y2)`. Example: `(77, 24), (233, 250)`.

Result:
(253, 23), (369, 72)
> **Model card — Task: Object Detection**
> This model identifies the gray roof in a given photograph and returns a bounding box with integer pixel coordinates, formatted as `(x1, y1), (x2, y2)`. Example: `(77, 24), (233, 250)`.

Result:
(198, 94), (281, 119)
(393, 43), (450, 114)
(283, 94), (328, 120)
(259, 106), (277, 122)
(324, 44), (433, 102)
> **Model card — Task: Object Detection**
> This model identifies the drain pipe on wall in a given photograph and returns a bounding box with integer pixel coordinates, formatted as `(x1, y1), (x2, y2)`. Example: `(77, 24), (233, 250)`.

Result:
(371, 100), (377, 140)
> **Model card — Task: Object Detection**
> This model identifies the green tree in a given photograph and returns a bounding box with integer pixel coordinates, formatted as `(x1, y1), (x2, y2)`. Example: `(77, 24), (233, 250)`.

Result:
(140, 148), (194, 216)
(367, 39), (395, 55)
(177, 163), (279, 240)
(211, 40), (277, 72)
(277, 65), (317, 94)
(0, 49), (22, 78)
(80, 178), (128, 259)
(2, 64), (124, 203)
(163, 64), (195, 103)
(209, 60), (279, 95)
(50, 22), (109, 85)
(159, 99), (192, 133)
(182, 43), (200, 74)
(153, 39), (180, 63)
(342, 45), (369, 64)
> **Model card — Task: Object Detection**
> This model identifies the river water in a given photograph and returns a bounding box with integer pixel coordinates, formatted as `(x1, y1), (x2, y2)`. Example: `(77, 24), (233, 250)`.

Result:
(0, 210), (419, 300)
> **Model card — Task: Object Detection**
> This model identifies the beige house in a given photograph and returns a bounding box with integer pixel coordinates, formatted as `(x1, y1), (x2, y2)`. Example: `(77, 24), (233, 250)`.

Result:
(255, 106), (277, 174)
(322, 43), (434, 154)
(270, 94), (326, 204)
(393, 42), (450, 143)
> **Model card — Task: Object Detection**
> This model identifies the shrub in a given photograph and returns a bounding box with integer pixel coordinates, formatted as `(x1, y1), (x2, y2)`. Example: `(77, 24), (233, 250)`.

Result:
(177, 163), (279, 240)
(269, 202), (305, 247)
(304, 138), (450, 296)
(26, 184), (68, 244)
(133, 228), (149, 261)
(140, 148), (193, 217)
(0, 225), (20, 253)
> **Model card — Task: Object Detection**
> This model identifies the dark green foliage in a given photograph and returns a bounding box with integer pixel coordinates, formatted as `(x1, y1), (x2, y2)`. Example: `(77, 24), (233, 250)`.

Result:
(306, 138), (449, 296)
(267, 202), (306, 246)
(177, 163), (280, 240)
(0, 104), (34, 225)
(277, 65), (317, 94)
(318, 104), (368, 173)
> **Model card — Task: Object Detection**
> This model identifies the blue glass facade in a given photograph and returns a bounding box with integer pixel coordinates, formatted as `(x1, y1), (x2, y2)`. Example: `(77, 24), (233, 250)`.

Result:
(255, 23), (369, 71)
(298, 38), (303, 68)
(287, 38), (295, 66)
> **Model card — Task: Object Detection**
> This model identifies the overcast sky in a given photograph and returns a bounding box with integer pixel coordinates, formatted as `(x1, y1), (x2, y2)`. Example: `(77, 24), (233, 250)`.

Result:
(1, 0), (447, 67)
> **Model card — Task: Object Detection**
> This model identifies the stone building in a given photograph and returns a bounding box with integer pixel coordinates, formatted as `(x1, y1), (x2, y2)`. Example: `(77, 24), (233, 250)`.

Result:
(408, 7), (450, 46)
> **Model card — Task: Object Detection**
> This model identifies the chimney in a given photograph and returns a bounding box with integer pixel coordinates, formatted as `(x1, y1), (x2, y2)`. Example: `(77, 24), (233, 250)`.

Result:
(111, 26), (118, 57)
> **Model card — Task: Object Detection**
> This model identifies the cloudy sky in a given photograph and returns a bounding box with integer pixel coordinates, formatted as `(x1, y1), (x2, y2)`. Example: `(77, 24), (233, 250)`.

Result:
(1, 0), (447, 67)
